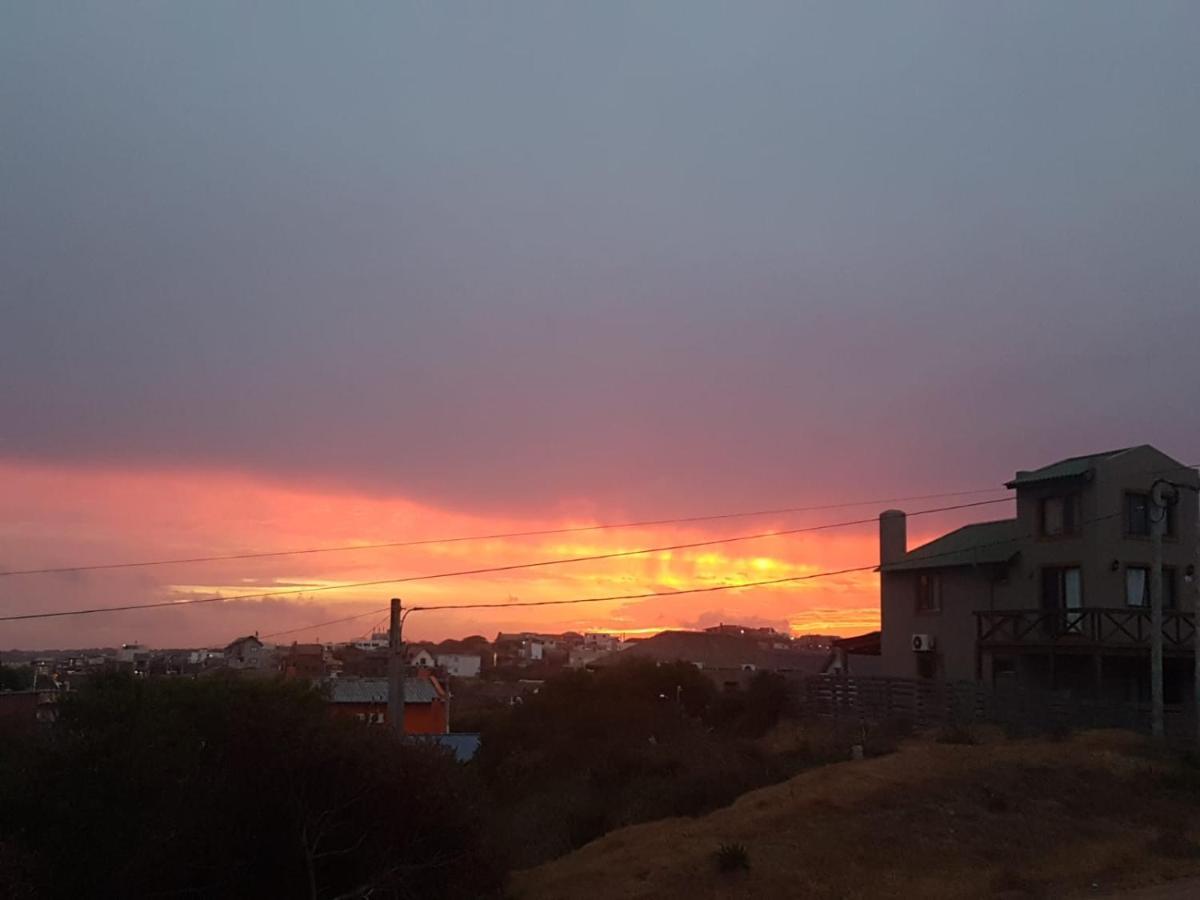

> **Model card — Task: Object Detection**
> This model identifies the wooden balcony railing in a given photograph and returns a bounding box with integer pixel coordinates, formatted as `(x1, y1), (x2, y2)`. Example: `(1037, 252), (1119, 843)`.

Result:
(976, 608), (1196, 651)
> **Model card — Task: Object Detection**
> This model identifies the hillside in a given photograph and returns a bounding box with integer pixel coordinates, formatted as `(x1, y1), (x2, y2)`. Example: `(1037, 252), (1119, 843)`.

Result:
(512, 731), (1200, 899)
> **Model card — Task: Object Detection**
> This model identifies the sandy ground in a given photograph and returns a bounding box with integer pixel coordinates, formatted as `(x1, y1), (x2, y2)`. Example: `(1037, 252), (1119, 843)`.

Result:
(512, 731), (1200, 900)
(1105, 877), (1200, 898)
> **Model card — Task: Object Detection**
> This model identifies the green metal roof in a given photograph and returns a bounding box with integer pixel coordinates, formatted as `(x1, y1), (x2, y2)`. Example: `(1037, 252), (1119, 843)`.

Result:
(881, 519), (1021, 572)
(1004, 447), (1139, 488)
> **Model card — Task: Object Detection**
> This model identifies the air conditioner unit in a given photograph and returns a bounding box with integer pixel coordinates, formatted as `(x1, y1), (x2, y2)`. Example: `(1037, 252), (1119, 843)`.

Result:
(911, 634), (936, 652)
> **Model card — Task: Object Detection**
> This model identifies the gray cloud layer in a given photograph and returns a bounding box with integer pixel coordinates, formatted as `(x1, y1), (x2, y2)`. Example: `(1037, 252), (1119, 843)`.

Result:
(4, 2), (1198, 515)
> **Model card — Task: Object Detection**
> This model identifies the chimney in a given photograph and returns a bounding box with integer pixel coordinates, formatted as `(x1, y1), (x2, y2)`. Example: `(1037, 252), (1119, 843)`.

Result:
(879, 509), (907, 566)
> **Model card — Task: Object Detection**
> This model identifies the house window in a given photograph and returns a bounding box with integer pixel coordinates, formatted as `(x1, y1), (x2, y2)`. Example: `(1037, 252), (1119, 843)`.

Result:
(1042, 566), (1083, 634)
(915, 573), (942, 613)
(1126, 566), (1178, 609)
(1125, 492), (1176, 538)
(1042, 567), (1082, 610)
(1040, 494), (1079, 537)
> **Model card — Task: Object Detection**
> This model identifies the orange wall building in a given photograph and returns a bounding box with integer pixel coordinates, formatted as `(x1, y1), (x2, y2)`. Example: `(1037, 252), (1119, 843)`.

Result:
(327, 673), (449, 734)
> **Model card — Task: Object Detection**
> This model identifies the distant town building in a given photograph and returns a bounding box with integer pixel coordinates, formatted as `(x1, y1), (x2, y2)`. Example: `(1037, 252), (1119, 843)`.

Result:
(597, 630), (826, 690)
(280, 643), (328, 680)
(435, 653), (482, 678)
(326, 674), (450, 734)
(352, 632), (389, 652)
(223, 635), (271, 670)
(406, 646), (437, 668)
(822, 631), (883, 676)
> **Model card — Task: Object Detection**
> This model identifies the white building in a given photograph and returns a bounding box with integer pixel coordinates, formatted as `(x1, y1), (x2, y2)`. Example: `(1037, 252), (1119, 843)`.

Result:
(353, 632), (389, 651)
(436, 653), (482, 678)
(408, 647), (436, 668)
(117, 643), (147, 663)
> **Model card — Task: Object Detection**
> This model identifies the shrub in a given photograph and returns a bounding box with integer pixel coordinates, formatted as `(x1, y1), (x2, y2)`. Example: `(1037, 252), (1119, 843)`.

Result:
(0, 673), (504, 899)
(936, 723), (980, 745)
(715, 842), (750, 873)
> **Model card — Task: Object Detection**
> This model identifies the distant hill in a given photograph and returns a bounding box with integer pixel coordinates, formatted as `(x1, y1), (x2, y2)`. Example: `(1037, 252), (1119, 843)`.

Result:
(594, 630), (826, 674)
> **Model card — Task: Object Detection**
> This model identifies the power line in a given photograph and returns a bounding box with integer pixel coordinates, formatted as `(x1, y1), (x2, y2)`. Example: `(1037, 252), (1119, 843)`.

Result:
(405, 510), (1132, 615)
(0, 498), (1012, 624)
(230, 505), (1143, 642)
(0, 487), (1013, 578)
(408, 565), (881, 614)
(261, 609), (390, 642)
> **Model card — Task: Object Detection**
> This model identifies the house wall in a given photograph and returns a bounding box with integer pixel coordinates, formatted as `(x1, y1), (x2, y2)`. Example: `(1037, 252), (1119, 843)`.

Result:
(1008, 446), (1198, 613)
(329, 699), (449, 733)
(436, 654), (481, 678)
(881, 567), (995, 681)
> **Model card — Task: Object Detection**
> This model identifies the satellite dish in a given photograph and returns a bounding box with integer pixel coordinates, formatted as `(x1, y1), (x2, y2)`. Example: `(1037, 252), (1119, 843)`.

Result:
(1151, 480), (1180, 509)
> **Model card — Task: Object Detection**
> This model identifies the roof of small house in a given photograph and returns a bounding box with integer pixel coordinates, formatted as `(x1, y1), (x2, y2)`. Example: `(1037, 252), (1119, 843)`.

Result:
(831, 631), (882, 655)
(224, 634), (263, 653)
(327, 676), (445, 705)
(411, 733), (481, 761)
(881, 519), (1021, 572)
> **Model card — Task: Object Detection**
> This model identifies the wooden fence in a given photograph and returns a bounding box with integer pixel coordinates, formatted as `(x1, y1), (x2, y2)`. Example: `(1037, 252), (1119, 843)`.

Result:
(802, 675), (1196, 739)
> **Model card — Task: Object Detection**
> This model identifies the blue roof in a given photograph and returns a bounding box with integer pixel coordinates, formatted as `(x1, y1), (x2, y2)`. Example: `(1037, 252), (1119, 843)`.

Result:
(410, 733), (481, 762)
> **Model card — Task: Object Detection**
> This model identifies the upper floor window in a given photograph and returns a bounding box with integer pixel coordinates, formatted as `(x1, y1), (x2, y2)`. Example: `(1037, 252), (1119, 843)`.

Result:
(1040, 494), (1080, 537)
(1125, 492), (1176, 538)
(915, 572), (942, 613)
(1041, 566), (1082, 611)
(1125, 565), (1177, 609)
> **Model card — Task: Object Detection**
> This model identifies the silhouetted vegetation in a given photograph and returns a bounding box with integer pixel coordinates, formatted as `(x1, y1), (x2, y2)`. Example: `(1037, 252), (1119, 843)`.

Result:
(715, 842), (751, 873)
(0, 665), (34, 692)
(0, 662), (842, 892)
(0, 674), (502, 900)
(476, 661), (804, 866)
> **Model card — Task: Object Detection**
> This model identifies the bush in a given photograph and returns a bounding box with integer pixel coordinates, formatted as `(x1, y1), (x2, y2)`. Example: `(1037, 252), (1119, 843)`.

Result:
(715, 842), (750, 873)
(0, 673), (504, 899)
(476, 661), (810, 867)
(936, 723), (980, 745)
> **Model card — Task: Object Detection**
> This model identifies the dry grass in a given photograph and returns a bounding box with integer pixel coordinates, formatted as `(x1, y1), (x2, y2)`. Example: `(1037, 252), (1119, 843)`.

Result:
(510, 730), (1200, 899)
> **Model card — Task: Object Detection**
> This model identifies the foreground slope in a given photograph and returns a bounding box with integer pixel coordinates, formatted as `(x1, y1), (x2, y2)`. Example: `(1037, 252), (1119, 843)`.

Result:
(513, 732), (1200, 899)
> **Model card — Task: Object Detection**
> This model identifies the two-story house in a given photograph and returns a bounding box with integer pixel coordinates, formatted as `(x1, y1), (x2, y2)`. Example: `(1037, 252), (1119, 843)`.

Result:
(879, 445), (1198, 701)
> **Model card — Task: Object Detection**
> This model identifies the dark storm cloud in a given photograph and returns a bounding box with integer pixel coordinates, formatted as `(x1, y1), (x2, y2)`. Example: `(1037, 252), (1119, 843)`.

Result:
(3, 2), (1198, 515)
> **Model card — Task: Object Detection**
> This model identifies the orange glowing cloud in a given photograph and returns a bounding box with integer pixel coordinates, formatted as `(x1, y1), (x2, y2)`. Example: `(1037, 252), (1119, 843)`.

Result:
(1, 460), (993, 649)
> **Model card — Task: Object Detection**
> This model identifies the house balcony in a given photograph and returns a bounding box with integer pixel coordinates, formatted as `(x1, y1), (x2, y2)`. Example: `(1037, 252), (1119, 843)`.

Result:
(976, 608), (1197, 655)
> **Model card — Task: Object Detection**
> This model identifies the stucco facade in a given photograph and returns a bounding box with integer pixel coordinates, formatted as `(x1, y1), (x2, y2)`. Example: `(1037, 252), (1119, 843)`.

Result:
(879, 446), (1199, 697)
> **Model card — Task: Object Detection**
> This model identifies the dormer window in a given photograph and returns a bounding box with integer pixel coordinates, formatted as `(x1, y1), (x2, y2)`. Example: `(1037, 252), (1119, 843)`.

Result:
(1040, 494), (1079, 537)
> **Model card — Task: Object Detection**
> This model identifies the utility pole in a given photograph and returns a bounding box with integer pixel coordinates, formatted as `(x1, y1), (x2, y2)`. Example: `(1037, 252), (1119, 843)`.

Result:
(1194, 509), (1200, 745)
(1151, 500), (1165, 739)
(1150, 480), (1179, 740)
(388, 597), (406, 737)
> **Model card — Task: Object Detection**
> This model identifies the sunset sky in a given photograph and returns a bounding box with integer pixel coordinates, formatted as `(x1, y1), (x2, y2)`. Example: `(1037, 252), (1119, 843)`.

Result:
(3, 3), (1198, 648)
